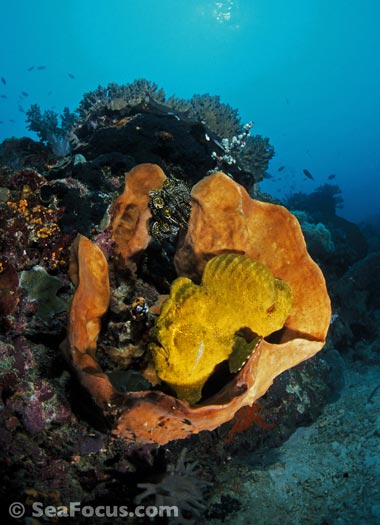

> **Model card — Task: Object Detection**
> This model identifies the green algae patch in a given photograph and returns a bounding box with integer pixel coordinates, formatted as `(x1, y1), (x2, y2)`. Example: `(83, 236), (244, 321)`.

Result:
(19, 265), (67, 321)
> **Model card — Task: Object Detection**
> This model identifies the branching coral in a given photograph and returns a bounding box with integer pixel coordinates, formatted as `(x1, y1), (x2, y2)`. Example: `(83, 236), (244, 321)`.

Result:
(77, 79), (166, 121)
(237, 134), (275, 185)
(209, 127), (275, 188)
(186, 94), (242, 138)
(26, 104), (75, 156)
(75, 80), (245, 143)
(211, 121), (253, 168)
(25, 80), (275, 196)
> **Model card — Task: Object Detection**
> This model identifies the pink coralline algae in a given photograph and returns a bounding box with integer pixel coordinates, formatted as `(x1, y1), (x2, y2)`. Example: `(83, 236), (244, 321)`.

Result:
(0, 338), (72, 434)
(21, 380), (72, 434)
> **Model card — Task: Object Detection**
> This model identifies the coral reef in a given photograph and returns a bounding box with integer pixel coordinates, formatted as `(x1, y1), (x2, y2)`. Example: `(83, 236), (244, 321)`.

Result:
(285, 188), (367, 276)
(63, 166), (330, 445)
(27, 79), (275, 192)
(285, 183), (344, 217)
(331, 252), (380, 356)
(210, 121), (256, 172)
(0, 137), (50, 171)
(208, 363), (380, 525)
(2, 80), (372, 520)
(76, 81), (242, 141)
(77, 79), (166, 122)
(293, 211), (335, 262)
(0, 168), (66, 271)
(223, 403), (275, 444)
(359, 214), (380, 252)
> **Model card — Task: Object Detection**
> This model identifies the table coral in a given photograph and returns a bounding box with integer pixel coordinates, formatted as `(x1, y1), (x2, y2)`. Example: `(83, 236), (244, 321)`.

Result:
(150, 253), (292, 403)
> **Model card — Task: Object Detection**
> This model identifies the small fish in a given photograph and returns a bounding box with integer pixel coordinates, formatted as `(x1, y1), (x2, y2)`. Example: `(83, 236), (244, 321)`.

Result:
(0, 95), (7, 99)
(328, 174), (336, 180)
(27, 66), (34, 71)
(0, 120), (3, 124)
(21, 91), (29, 97)
(68, 73), (75, 79)
(37, 65), (46, 70)
(303, 168), (314, 180)
(278, 166), (285, 172)
(9, 119), (15, 123)
(1, 77), (6, 85)
(17, 104), (25, 113)
(263, 172), (273, 179)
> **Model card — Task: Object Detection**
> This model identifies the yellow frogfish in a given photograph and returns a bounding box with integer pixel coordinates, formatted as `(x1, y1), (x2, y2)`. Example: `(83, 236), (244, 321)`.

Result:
(150, 253), (293, 404)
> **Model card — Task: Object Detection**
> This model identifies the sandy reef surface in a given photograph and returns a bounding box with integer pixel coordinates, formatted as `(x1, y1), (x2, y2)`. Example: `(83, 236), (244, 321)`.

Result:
(205, 362), (380, 525)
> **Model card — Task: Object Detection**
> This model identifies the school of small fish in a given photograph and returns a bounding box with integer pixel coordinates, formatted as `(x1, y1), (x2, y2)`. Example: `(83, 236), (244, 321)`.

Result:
(0, 66), (76, 124)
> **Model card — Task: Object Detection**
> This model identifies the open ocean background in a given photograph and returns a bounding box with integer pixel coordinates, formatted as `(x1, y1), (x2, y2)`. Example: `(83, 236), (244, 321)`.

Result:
(1, 0), (379, 223)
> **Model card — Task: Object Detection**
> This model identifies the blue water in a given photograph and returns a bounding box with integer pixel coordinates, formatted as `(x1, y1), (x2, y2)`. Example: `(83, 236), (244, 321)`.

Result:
(1, 0), (379, 222)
